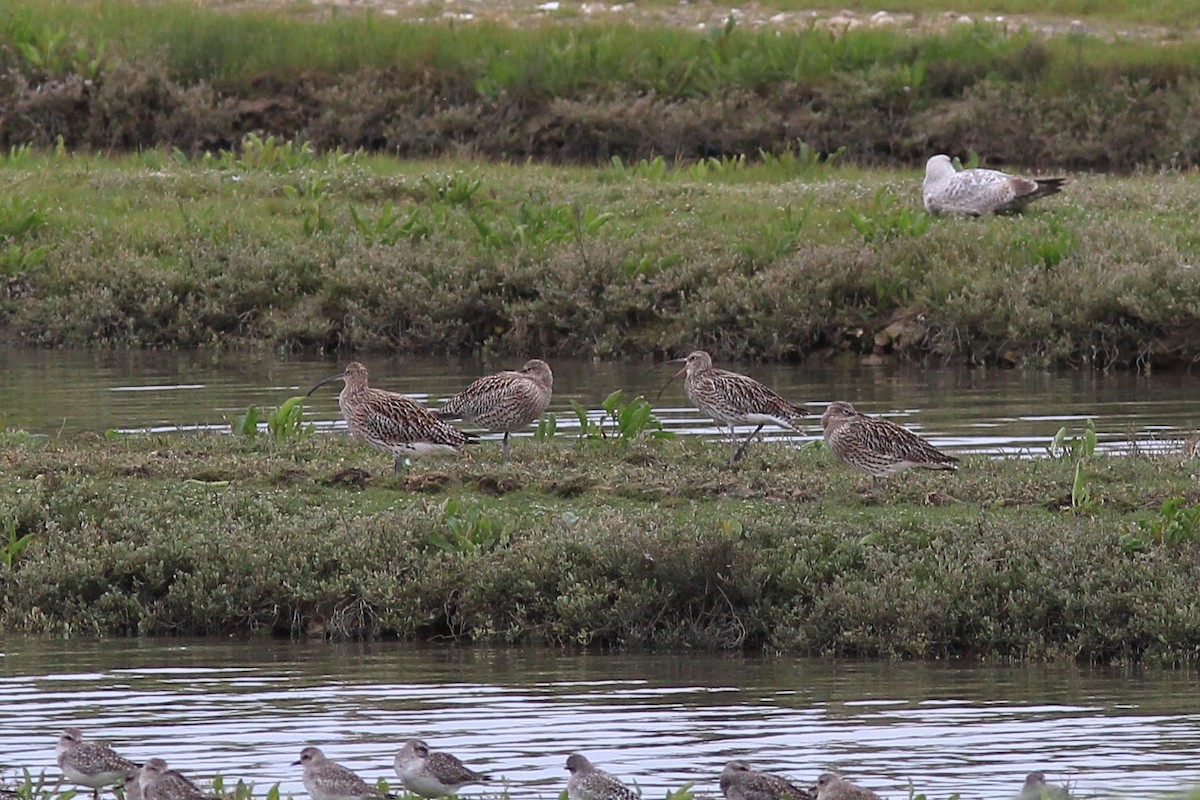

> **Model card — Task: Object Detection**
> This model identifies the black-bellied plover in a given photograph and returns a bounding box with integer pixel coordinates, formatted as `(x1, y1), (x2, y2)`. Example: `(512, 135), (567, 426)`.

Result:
(814, 773), (881, 800)
(55, 728), (138, 800)
(437, 359), (553, 463)
(1017, 772), (1071, 800)
(307, 362), (472, 475)
(922, 155), (1065, 216)
(720, 760), (814, 800)
(821, 401), (958, 492)
(294, 747), (392, 800)
(138, 759), (219, 800)
(393, 738), (491, 798)
(565, 754), (639, 800)
(666, 350), (810, 463)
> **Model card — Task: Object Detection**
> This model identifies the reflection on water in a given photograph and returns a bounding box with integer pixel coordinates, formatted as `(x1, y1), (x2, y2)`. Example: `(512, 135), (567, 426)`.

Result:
(1, 348), (1198, 457)
(1, 640), (1199, 799)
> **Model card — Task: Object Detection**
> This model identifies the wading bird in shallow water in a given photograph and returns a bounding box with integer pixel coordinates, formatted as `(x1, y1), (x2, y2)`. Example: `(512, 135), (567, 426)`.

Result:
(922, 154), (1066, 216)
(815, 773), (882, 800)
(1018, 772), (1071, 800)
(821, 401), (958, 493)
(665, 350), (811, 463)
(56, 728), (138, 800)
(394, 738), (492, 798)
(294, 747), (393, 800)
(721, 760), (815, 800)
(565, 754), (639, 800)
(437, 359), (553, 463)
(307, 362), (472, 475)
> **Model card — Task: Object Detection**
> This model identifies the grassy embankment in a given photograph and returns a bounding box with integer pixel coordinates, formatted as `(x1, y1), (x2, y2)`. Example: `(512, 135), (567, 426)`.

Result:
(2, 423), (1200, 663)
(2, 149), (1199, 366)
(2, 0), (1200, 168)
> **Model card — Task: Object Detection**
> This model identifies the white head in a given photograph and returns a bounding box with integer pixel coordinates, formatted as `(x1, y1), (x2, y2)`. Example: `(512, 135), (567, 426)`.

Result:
(397, 738), (430, 763)
(924, 154), (956, 184)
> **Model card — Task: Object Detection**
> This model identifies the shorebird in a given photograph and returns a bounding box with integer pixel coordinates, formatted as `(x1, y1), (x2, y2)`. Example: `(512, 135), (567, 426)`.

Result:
(294, 747), (393, 800)
(1017, 772), (1071, 800)
(437, 359), (553, 463)
(307, 362), (472, 475)
(814, 773), (881, 800)
(720, 760), (815, 800)
(56, 728), (138, 800)
(565, 754), (639, 800)
(666, 350), (811, 463)
(922, 154), (1066, 216)
(138, 759), (219, 800)
(821, 401), (958, 492)
(393, 738), (492, 798)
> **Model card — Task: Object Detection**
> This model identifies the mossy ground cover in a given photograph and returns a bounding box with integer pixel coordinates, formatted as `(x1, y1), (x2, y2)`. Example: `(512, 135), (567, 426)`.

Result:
(2, 149), (1199, 366)
(3, 427), (1200, 664)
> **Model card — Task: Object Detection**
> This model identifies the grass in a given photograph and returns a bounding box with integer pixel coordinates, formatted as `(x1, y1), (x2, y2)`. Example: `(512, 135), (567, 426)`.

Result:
(1, 148), (1199, 367)
(3, 426), (1200, 664)
(3, 2), (1200, 169)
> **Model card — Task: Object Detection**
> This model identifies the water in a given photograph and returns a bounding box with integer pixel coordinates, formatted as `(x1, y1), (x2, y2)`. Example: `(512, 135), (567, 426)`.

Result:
(2, 639), (1199, 799)
(2, 348), (1199, 457)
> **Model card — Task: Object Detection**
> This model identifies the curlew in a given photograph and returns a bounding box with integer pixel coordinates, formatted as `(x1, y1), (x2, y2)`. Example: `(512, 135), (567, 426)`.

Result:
(821, 401), (958, 492)
(721, 760), (815, 800)
(307, 362), (472, 475)
(437, 359), (553, 463)
(56, 728), (138, 800)
(815, 774), (882, 800)
(923, 154), (1065, 216)
(294, 747), (393, 800)
(565, 754), (639, 800)
(666, 350), (811, 463)
(394, 738), (492, 798)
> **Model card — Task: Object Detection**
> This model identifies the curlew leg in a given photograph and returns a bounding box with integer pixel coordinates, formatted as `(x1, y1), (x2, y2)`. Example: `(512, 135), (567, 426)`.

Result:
(731, 424), (765, 463)
(502, 432), (511, 464)
(393, 456), (406, 476)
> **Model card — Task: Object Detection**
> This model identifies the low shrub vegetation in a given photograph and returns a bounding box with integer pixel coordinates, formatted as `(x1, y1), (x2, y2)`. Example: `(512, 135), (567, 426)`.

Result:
(1, 151), (1198, 368)
(3, 429), (1200, 664)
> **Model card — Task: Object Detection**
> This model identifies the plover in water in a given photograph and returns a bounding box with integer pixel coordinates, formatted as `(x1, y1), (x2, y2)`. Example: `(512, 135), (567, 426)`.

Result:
(437, 359), (553, 463)
(1017, 772), (1071, 800)
(294, 747), (392, 800)
(720, 761), (814, 800)
(814, 773), (881, 800)
(307, 362), (473, 475)
(393, 738), (492, 797)
(565, 754), (639, 800)
(56, 728), (138, 800)
(922, 154), (1065, 216)
(665, 350), (811, 463)
(821, 401), (958, 492)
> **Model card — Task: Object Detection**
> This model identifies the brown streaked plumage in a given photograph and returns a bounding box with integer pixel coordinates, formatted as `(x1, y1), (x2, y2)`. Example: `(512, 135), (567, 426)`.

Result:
(294, 747), (392, 800)
(565, 754), (639, 800)
(821, 401), (958, 491)
(1017, 772), (1071, 800)
(56, 728), (138, 800)
(815, 774), (881, 800)
(923, 154), (1065, 216)
(394, 738), (492, 798)
(667, 350), (811, 463)
(721, 760), (815, 800)
(307, 362), (472, 475)
(437, 359), (553, 463)
(138, 759), (220, 800)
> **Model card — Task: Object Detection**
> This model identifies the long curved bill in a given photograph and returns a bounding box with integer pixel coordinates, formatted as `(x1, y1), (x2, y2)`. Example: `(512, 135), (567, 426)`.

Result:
(305, 372), (346, 397)
(655, 357), (687, 402)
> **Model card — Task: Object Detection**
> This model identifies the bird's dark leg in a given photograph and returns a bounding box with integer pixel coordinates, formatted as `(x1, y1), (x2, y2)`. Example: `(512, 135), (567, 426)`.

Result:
(731, 424), (765, 463)
(393, 456), (406, 476)
(502, 432), (511, 464)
